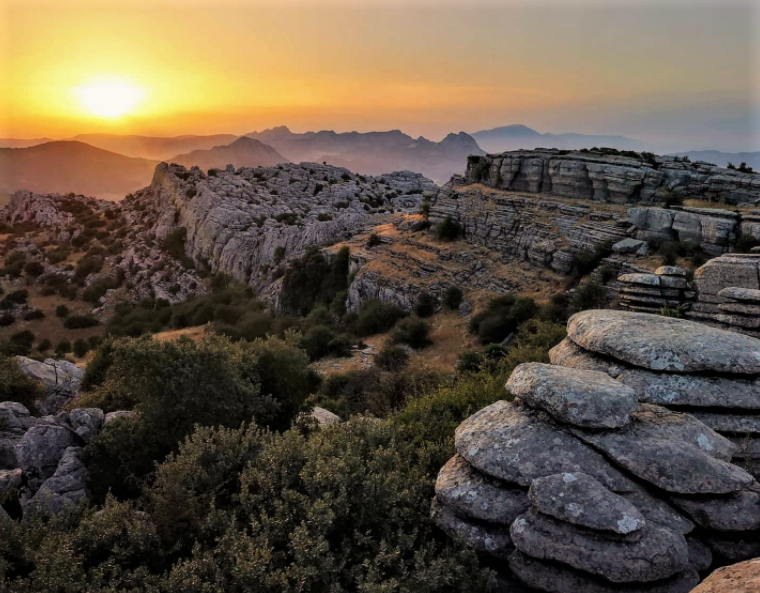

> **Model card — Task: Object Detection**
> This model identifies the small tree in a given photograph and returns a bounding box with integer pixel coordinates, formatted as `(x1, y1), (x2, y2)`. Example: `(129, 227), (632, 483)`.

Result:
(443, 286), (463, 310)
(436, 216), (463, 241)
(413, 291), (436, 317)
(73, 338), (90, 358)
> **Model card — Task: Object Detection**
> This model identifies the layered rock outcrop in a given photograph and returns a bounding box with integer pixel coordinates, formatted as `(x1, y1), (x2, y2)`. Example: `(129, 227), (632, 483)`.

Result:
(435, 310), (760, 592)
(617, 266), (694, 314)
(0, 401), (133, 519)
(429, 180), (629, 275)
(467, 150), (760, 206)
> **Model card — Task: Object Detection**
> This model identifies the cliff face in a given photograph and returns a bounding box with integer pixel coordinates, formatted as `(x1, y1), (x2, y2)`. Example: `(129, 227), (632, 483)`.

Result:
(429, 178), (630, 275)
(467, 150), (760, 206)
(148, 162), (438, 294)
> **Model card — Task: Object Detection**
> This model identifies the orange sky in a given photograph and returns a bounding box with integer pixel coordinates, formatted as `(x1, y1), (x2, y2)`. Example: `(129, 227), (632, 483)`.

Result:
(1, 0), (758, 151)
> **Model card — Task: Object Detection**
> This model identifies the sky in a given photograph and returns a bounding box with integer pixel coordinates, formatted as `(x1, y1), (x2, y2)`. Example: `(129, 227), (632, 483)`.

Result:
(1, 0), (758, 153)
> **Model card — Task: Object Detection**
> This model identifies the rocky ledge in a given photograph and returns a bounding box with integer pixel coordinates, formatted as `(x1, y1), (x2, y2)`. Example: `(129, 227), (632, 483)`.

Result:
(434, 310), (760, 592)
(466, 149), (760, 206)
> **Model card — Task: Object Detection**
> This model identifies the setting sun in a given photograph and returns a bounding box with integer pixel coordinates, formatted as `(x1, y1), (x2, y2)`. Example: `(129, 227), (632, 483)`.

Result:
(75, 78), (146, 118)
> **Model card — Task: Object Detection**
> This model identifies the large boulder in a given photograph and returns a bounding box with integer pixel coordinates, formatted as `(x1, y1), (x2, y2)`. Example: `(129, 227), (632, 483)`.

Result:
(14, 424), (77, 482)
(690, 557), (760, 593)
(506, 362), (637, 429)
(22, 447), (89, 518)
(567, 310), (760, 374)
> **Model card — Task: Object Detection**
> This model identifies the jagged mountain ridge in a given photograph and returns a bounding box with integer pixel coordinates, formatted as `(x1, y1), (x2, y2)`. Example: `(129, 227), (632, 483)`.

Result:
(168, 136), (288, 170)
(244, 126), (484, 183)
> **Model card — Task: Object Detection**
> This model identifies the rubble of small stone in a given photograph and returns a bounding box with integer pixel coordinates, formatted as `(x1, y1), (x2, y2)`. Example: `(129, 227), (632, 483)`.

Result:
(0, 401), (133, 520)
(467, 149), (760, 206)
(434, 309), (760, 592)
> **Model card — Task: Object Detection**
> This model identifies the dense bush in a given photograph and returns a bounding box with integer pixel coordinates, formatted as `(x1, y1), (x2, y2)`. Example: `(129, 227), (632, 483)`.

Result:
(391, 317), (432, 349)
(73, 338), (90, 358)
(280, 246), (350, 316)
(0, 355), (43, 409)
(0, 314), (14, 327)
(353, 298), (406, 336)
(375, 343), (410, 371)
(23, 261), (44, 277)
(571, 241), (611, 278)
(570, 280), (607, 312)
(55, 339), (72, 356)
(443, 286), (463, 310)
(436, 215), (463, 241)
(5, 289), (28, 305)
(64, 315), (100, 329)
(468, 295), (539, 345)
(413, 291), (437, 317)
(299, 324), (352, 360)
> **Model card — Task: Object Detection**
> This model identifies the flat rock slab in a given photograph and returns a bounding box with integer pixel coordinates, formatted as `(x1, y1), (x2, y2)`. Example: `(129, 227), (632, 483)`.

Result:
(729, 436), (760, 459)
(506, 363), (637, 429)
(529, 472), (645, 534)
(430, 498), (512, 559)
(552, 338), (760, 410)
(510, 508), (689, 583)
(455, 400), (638, 491)
(567, 310), (760, 374)
(670, 490), (760, 531)
(691, 557), (760, 593)
(571, 407), (752, 494)
(435, 454), (530, 525)
(619, 489), (694, 535)
(656, 266), (687, 277)
(509, 551), (699, 593)
(718, 287), (760, 303)
(689, 412), (760, 435)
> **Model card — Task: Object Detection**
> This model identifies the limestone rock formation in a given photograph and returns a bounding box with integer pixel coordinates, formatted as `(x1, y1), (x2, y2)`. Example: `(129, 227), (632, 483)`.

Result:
(617, 266), (694, 314)
(16, 356), (84, 414)
(434, 311), (760, 592)
(553, 309), (760, 481)
(466, 150), (760, 206)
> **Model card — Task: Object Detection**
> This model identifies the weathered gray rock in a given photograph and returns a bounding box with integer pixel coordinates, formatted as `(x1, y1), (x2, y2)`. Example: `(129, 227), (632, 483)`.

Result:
(103, 410), (136, 425)
(567, 310), (760, 374)
(730, 436), (760, 459)
(308, 407), (341, 427)
(506, 363), (637, 429)
(0, 468), (22, 496)
(656, 266), (686, 277)
(508, 551), (699, 593)
(455, 400), (637, 491)
(613, 238), (648, 255)
(14, 424), (77, 481)
(686, 536), (713, 572)
(551, 337), (760, 410)
(704, 532), (760, 562)
(689, 412), (760, 435)
(529, 472), (645, 534)
(430, 498), (512, 559)
(510, 508), (689, 583)
(670, 490), (760, 532)
(22, 447), (89, 518)
(65, 408), (105, 443)
(718, 287), (760, 303)
(617, 489), (694, 535)
(435, 454), (529, 525)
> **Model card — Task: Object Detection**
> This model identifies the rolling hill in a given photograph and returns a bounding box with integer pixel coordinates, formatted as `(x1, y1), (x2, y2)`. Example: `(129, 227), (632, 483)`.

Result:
(66, 133), (241, 160)
(471, 124), (645, 154)
(0, 141), (158, 200)
(169, 137), (288, 170)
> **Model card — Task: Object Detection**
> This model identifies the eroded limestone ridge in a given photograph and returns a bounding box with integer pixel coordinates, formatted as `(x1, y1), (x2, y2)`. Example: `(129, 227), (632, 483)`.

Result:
(435, 310), (760, 593)
(466, 149), (760, 206)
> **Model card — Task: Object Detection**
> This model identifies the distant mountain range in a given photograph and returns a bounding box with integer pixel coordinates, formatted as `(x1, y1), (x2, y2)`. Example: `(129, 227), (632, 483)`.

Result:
(471, 124), (645, 154)
(0, 141), (158, 200)
(170, 137), (287, 170)
(244, 127), (484, 183)
(65, 133), (240, 160)
(668, 150), (760, 171)
(0, 138), (54, 149)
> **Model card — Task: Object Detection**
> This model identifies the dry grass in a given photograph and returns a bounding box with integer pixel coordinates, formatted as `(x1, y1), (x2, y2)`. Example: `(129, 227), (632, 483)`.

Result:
(681, 198), (756, 213)
(153, 326), (207, 343)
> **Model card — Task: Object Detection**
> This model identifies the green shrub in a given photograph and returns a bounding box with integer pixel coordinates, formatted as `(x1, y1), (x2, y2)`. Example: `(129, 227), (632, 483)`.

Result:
(24, 261), (44, 277)
(353, 299), (406, 336)
(375, 344), (410, 371)
(469, 295), (539, 345)
(5, 289), (28, 305)
(23, 310), (45, 321)
(37, 338), (52, 352)
(280, 246), (350, 316)
(391, 317), (432, 349)
(0, 313), (14, 327)
(74, 255), (104, 282)
(436, 215), (462, 241)
(73, 338), (90, 358)
(367, 233), (382, 247)
(0, 355), (43, 408)
(64, 315), (100, 329)
(456, 351), (483, 373)
(413, 291), (437, 317)
(443, 286), (463, 310)
(570, 280), (607, 312)
(571, 241), (611, 278)
(55, 339), (72, 356)
(299, 324), (336, 360)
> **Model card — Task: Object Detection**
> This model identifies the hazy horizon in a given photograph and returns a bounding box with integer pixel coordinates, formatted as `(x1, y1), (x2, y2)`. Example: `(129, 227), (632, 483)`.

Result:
(2, 0), (759, 154)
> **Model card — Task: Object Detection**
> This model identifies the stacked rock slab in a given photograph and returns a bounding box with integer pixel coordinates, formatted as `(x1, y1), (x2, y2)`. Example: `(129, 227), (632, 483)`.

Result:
(715, 287), (760, 333)
(433, 322), (760, 593)
(617, 266), (693, 314)
(548, 310), (760, 562)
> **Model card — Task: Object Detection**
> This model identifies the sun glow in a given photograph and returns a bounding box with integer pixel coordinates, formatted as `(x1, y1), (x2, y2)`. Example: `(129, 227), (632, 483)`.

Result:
(75, 78), (146, 118)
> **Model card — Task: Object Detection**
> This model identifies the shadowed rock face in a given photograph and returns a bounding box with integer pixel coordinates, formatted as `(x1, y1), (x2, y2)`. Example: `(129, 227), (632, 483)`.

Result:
(466, 149), (760, 206)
